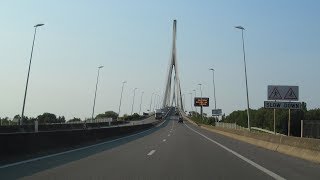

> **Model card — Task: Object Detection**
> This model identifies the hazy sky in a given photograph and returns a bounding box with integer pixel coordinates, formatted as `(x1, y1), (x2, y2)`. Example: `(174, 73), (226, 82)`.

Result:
(1, 0), (320, 120)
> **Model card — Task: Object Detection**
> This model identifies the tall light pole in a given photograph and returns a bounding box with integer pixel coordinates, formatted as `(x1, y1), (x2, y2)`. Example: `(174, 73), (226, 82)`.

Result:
(149, 93), (154, 113)
(193, 89), (197, 113)
(91, 66), (104, 121)
(235, 25), (250, 130)
(155, 94), (160, 109)
(189, 92), (193, 112)
(139, 91), (144, 115)
(209, 68), (217, 110)
(131, 88), (138, 115)
(182, 94), (185, 111)
(118, 81), (127, 119)
(198, 84), (203, 119)
(153, 94), (158, 111)
(21, 23), (45, 125)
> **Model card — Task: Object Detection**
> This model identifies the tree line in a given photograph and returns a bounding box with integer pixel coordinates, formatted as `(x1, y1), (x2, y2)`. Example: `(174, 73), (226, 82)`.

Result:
(189, 102), (320, 137)
(0, 110), (146, 125)
(222, 102), (320, 136)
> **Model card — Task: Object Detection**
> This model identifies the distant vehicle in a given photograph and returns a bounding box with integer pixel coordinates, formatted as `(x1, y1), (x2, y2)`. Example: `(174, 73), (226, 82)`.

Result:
(178, 116), (183, 123)
(155, 109), (163, 119)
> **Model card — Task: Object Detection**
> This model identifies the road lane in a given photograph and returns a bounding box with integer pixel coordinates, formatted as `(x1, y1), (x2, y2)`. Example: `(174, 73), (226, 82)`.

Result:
(185, 121), (320, 180)
(1, 114), (320, 180)
(0, 117), (169, 179)
(20, 116), (271, 180)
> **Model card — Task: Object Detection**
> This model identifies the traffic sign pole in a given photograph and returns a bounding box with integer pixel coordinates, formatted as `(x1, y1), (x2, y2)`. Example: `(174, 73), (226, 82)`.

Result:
(273, 108), (276, 134)
(288, 108), (291, 136)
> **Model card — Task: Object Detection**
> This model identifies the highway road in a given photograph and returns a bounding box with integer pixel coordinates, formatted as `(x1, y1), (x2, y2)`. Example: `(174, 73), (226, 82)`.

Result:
(1, 112), (320, 179)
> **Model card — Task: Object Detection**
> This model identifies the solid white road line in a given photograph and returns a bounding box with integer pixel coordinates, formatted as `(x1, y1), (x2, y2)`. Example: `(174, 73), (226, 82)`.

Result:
(0, 118), (168, 169)
(185, 123), (286, 180)
(147, 150), (156, 156)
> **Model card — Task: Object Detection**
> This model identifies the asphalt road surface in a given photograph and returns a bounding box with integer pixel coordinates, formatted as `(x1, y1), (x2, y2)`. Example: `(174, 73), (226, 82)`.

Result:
(1, 113), (320, 180)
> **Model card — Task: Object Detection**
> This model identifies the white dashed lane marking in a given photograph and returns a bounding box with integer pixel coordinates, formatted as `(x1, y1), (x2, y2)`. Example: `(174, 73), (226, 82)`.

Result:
(147, 150), (156, 156)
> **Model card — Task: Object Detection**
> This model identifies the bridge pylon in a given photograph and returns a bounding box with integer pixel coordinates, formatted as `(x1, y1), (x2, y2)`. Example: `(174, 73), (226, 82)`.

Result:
(162, 20), (184, 112)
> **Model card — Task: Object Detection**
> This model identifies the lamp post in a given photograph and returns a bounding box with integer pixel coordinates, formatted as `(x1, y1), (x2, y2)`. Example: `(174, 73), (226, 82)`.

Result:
(155, 94), (160, 109)
(182, 94), (185, 111)
(21, 23), (45, 125)
(91, 66), (104, 121)
(139, 91), (144, 115)
(149, 93), (154, 113)
(198, 84), (203, 120)
(131, 88), (138, 115)
(189, 92), (193, 112)
(235, 25), (250, 130)
(153, 94), (158, 111)
(118, 81), (127, 119)
(209, 68), (217, 110)
(193, 89), (197, 113)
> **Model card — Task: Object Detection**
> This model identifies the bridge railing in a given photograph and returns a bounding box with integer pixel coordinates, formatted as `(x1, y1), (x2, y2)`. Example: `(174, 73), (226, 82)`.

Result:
(215, 122), (287, 136)
(250, 127), (286, 136)
(215, 122), (247, 131)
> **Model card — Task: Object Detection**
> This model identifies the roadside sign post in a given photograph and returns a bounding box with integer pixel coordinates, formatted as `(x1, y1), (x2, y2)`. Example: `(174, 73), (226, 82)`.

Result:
(266, 85), (300, 136)
(301, 120), (303, 138)
(288, 108), (291, 136)
(212, 109), (222, 122)
(194, 97), (209, 120)
(273, 107), (276, 134)
(35, 120), (38, 133)
(212, 109), (222, 116)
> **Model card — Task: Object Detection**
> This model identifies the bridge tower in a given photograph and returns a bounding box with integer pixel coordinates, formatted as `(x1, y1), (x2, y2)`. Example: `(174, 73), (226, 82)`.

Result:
(162, 20), (184, 111)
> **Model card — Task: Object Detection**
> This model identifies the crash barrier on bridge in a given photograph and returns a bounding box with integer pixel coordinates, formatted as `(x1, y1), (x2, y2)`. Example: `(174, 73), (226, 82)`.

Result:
(182, 114), (320, 164)
(215, 122), (286, 136)
(215, 122), (247, 131)
(0, 121), (161, 159)
(0, 120), (129, 133)
(250, 127), (286, 136)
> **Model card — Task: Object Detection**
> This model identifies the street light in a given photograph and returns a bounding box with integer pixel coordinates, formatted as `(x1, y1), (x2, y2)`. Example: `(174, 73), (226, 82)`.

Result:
(149, 93), (154, 113)
(189, 92), (193, 112)
(20, 23), (45, 125)
(182, 94), (185, 111)
(118, 81), (127, 119)
(198, 84), (203, 119)
(209, 68), (217, 110)
(235, 25), (250, 130)
(193, 89), (197, 113)
(139, 91), (144, 115)
(91, 66), (104, 121)
(153, 94), (158, 111)
(155, 94), (159, 109)
(131, 88), (138, 115)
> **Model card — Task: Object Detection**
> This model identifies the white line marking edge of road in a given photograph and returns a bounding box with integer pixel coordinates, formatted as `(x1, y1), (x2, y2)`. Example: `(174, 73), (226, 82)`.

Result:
(184, 123), (286, 180)
(0, 118), (168, 169)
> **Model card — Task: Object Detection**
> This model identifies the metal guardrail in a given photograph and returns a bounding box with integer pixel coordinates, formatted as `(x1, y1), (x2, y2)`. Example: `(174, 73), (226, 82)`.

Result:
(215, 122), (287, 136)
(250, 127), (286, 136)
(215, 122), (247, 130)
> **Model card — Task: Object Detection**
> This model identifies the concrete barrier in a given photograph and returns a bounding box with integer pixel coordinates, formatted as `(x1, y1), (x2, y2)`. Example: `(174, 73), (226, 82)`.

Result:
(182, 114), (320, 164)
(0, 122), (158, 159)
